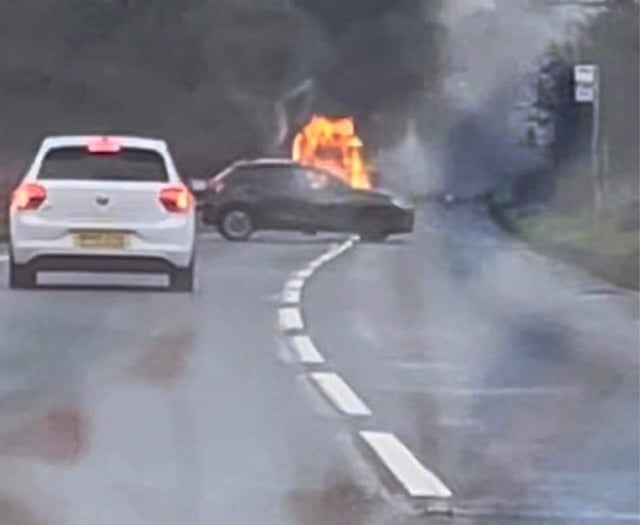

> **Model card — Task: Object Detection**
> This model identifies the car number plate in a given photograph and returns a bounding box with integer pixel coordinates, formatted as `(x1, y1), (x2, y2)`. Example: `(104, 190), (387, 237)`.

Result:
(73, 231), (128, 249)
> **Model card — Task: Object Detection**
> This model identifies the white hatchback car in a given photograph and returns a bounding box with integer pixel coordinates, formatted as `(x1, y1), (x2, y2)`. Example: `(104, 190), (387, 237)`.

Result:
(9, 135), (196, 291)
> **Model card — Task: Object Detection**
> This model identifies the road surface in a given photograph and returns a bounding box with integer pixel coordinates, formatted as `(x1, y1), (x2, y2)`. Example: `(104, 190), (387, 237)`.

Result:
(0, 203), (637, 525)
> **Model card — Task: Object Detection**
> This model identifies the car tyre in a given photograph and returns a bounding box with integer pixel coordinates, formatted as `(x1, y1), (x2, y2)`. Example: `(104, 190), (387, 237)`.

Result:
(218, 208), (254, 241)
(170, 262), (194, 292)
(9, 258), (36, 289)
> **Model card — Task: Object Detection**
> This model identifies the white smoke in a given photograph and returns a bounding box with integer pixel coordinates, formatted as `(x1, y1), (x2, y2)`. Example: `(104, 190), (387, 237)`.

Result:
(378, 0), (604, 199)
(440, 0), (602, 111)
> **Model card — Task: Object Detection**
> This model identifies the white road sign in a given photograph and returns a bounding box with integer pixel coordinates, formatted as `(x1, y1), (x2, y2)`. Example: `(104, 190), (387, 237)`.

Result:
(574, 64), (599, 103)
(575, 85), (596, 103)
(574, 64), (597, 84)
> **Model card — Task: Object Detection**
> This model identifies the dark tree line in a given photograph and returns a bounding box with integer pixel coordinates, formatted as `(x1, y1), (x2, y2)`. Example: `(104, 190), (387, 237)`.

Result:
(0, 0), (444, 178)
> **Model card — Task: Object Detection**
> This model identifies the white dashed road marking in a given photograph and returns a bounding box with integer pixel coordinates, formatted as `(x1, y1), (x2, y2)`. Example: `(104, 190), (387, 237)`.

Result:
(278, 307), (304, 332)
(285, 278), (305, 290)
(0, 253), (8, 262)
(277, 236), (453, 509)
(307, 260), (323, 270)
(309, 371), (372, 416)
(296, 268), (314, 279)
(282, 288), (301, 304)
(290, 335), (325, 364)
(359, 431), (452, 500)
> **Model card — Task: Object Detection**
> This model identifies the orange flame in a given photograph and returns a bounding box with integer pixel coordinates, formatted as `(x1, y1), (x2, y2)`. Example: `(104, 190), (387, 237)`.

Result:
(292, 115), (371, 189)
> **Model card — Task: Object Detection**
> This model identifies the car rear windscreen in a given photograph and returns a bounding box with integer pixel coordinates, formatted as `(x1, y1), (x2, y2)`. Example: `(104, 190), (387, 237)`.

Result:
(38, 147), (169, 182)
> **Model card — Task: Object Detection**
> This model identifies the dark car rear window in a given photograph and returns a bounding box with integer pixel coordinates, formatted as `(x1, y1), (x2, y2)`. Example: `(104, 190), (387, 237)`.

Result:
(38, 147), (168, 182)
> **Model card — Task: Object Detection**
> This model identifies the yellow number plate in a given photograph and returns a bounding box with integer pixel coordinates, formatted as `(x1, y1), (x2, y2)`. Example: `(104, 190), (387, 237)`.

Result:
(73, 231), (128, 249)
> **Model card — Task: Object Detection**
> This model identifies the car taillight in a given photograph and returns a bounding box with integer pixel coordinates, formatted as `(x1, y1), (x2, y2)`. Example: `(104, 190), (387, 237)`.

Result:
(11, 183), (47, 211)
(159, 185), (193, 213)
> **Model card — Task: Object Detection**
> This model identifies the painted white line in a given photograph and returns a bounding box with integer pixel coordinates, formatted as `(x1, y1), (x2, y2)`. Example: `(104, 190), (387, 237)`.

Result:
(359, 431), (452, 499)
(285, 278), (305, 290)
(310, 372), (372, 417)
(290, 335), (325, 364)
(282, 288), (301, 304)
(296, 268), (314, 279)
(278, 307), (304, 331)
(318, 252), (337, 263)
(0, 253), (8, 262)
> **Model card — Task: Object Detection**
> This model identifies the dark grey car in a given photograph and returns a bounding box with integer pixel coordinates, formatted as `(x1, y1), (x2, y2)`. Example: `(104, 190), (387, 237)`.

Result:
(199, 159), (414, 241)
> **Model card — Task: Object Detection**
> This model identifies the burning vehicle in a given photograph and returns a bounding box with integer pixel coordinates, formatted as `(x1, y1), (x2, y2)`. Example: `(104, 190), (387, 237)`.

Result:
(292, 115), (372, 190)
(199, 158), (413, 242)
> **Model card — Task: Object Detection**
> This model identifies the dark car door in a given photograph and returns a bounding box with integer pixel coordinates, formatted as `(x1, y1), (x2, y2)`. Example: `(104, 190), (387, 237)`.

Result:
(299, 168), (359, 232)
(247, 167), (312, 230)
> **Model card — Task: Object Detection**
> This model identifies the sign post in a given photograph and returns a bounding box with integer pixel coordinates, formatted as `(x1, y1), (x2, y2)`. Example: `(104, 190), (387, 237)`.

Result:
(574, 64), (602, 214)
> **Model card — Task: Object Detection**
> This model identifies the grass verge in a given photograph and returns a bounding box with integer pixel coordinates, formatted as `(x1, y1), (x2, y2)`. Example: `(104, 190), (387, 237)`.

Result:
(491, 203), (639, 290)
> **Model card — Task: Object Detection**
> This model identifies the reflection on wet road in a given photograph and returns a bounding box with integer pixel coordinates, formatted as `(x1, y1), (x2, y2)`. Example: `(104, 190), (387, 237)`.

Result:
(0, 206), (638, 525)
(305, 204), (639, 524)
(0, 234), (371, 525)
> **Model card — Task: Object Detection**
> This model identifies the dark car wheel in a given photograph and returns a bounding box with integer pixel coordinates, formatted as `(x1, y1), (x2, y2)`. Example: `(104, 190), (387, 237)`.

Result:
(9, 258), (37, 289)
(170, 262), (194, 292)
(218, 208), (254, 241)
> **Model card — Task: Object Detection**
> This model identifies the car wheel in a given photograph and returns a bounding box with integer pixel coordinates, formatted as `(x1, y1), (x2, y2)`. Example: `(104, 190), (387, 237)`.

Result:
(170, 262), (194, 292)
(218, 208), (254, 241)
(9, 258), (36, 289)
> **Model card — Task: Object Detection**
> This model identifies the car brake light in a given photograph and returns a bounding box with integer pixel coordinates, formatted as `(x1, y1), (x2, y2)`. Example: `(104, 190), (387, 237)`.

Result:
(11, 183), (47, 211)
(159, 185), (193, 213)
(87, 137), (121, 154)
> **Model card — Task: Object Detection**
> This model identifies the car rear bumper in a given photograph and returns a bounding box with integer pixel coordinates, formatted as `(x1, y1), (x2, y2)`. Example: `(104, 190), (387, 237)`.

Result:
(21, 255), (183, 273)
(10, 215), (195, 268)
(11, 246), (193, 270)
(380, 207), (414, 234)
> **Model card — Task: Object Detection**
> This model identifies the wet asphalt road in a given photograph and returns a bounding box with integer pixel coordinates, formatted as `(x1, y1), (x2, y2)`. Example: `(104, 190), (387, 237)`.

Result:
(0, 204), (637, 525)
(307, 204), (639, 524)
